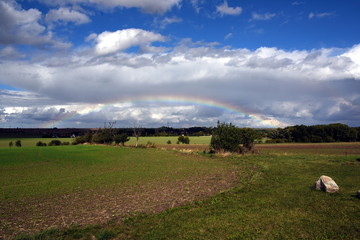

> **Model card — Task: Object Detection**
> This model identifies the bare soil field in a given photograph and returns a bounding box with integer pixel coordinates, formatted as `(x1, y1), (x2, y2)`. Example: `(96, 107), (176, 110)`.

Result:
(256, 142), (360, 155)
(159, 142), (360, 155)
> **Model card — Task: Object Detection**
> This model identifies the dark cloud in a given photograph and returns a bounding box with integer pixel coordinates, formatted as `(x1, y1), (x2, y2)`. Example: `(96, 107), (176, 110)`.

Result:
(0, 0), (70, 48)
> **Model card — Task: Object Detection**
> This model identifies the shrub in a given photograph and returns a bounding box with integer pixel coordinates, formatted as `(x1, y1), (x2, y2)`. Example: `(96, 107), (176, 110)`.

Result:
(92, 129), (114, 145)
(15, 140), (22, 147)
(114, 133), (130, 146)
(146, 141), (156, 148)
(167, 140), (172, 144)
(36, 141), (47, 146)
(96, 230), (116, 240)
(61, 142), (70, 145)
(238, 127), (262, 152)
(210, 123), (242, 153)
(73, 133), (93, 145)
(9, 141), (13, 147)
(178, 135), (190, 144)
(210, 122), (261, 153)
(48, 140), (61, 146)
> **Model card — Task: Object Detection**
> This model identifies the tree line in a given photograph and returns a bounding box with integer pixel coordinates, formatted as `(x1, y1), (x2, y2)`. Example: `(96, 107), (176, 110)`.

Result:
(265, 123), (360, 143)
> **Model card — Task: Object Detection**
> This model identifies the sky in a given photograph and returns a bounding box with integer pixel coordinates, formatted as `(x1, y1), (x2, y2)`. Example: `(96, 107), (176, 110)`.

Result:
(0, 0), (360, 129)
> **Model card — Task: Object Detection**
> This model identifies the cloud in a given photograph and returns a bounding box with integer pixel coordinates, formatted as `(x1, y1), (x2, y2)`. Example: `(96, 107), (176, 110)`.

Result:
(0, 39), (360, 127)
(0, 46), (25, 59)
(38, 0), (181, 14)
(216, 1), (242, 16)
(251, 12), (276, 21)
(91, 29), (166, 55)
(225, 33), (233, 40)
(190, 0), (203, 13)
(45, 7), (91, 25)
(154, 16), (182, 29)
(292, 1), (305, 6)
(342, 44), (360, 76)
(308, 12), (334, 19)
(0, 0), (70, 48)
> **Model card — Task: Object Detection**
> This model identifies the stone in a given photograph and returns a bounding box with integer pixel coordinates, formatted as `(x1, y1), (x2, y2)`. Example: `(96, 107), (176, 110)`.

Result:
(314, 175), (339, 193)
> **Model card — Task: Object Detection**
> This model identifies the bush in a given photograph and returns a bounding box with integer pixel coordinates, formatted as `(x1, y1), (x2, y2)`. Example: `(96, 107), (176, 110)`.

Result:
(178, 135), (190, 144)
(92, 129), (114, 145)
(9, 141), (13, 147)
(72, 133), (93, 145)
(114, 133), (130, 146)
(238, 128), (262, 152)
(210, 122), (261, 153)
(48, 140), (61, 146)
(210, 123), (242, 153)
(36, 141), (47, 146)
(167, 140), (172, 144)
(96, 230), (116, 240)
(146, 141), (156, 148)
(61, 142), (70, 145)
(15, 140), (22, 147)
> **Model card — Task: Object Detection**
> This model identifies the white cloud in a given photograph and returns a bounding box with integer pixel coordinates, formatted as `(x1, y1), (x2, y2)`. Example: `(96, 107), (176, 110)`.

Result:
(1, 41), (360, 127)
(190, 0), (203, 13)
(308, 12), (334, 19)
(225, 33), (233, 40)
(92, 29), (166, 55)
(0, 0), (70, 48)
(292, 1), (305, 6)
(155, 16), (182, 29)
(45, 7), (91, 25)
(342, 44), (360, 76)
(251, 12), (276, 21)
(38, 0), (181, 14)
(216, 1), (242, 16)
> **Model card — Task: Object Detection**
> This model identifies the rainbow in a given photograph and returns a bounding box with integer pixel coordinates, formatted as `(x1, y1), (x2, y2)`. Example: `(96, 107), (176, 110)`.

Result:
(40, 95), (288, 128)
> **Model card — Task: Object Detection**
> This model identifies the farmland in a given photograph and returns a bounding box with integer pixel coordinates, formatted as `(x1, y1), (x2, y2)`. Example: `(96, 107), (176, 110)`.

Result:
(0, 138), (359, 239)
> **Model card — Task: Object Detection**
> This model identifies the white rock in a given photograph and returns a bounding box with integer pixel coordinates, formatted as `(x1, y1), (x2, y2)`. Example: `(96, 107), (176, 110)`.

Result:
(314, 176), (339, 193)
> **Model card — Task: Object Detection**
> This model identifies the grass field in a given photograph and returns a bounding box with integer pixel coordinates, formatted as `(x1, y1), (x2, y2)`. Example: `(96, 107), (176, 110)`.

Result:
(0, 136), (211, 148)
(0, 138), (74, 148)
(0, 145), (240, 239)
(0, 140), (359, 239)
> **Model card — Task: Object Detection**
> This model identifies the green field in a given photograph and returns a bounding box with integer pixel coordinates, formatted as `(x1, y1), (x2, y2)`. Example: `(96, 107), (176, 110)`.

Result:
(0, 145), (239, 239)
(1, 141), (359, 239)
(0, 138), (74, 148)
(127, 136), (212, 145)
(0, 136), (211, 148)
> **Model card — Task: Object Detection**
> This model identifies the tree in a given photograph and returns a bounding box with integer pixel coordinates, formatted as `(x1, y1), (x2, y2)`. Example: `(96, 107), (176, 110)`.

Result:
(133, 124), (142, 147)
(114, 133), (130, 146)
(9, 141), (13, 147)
